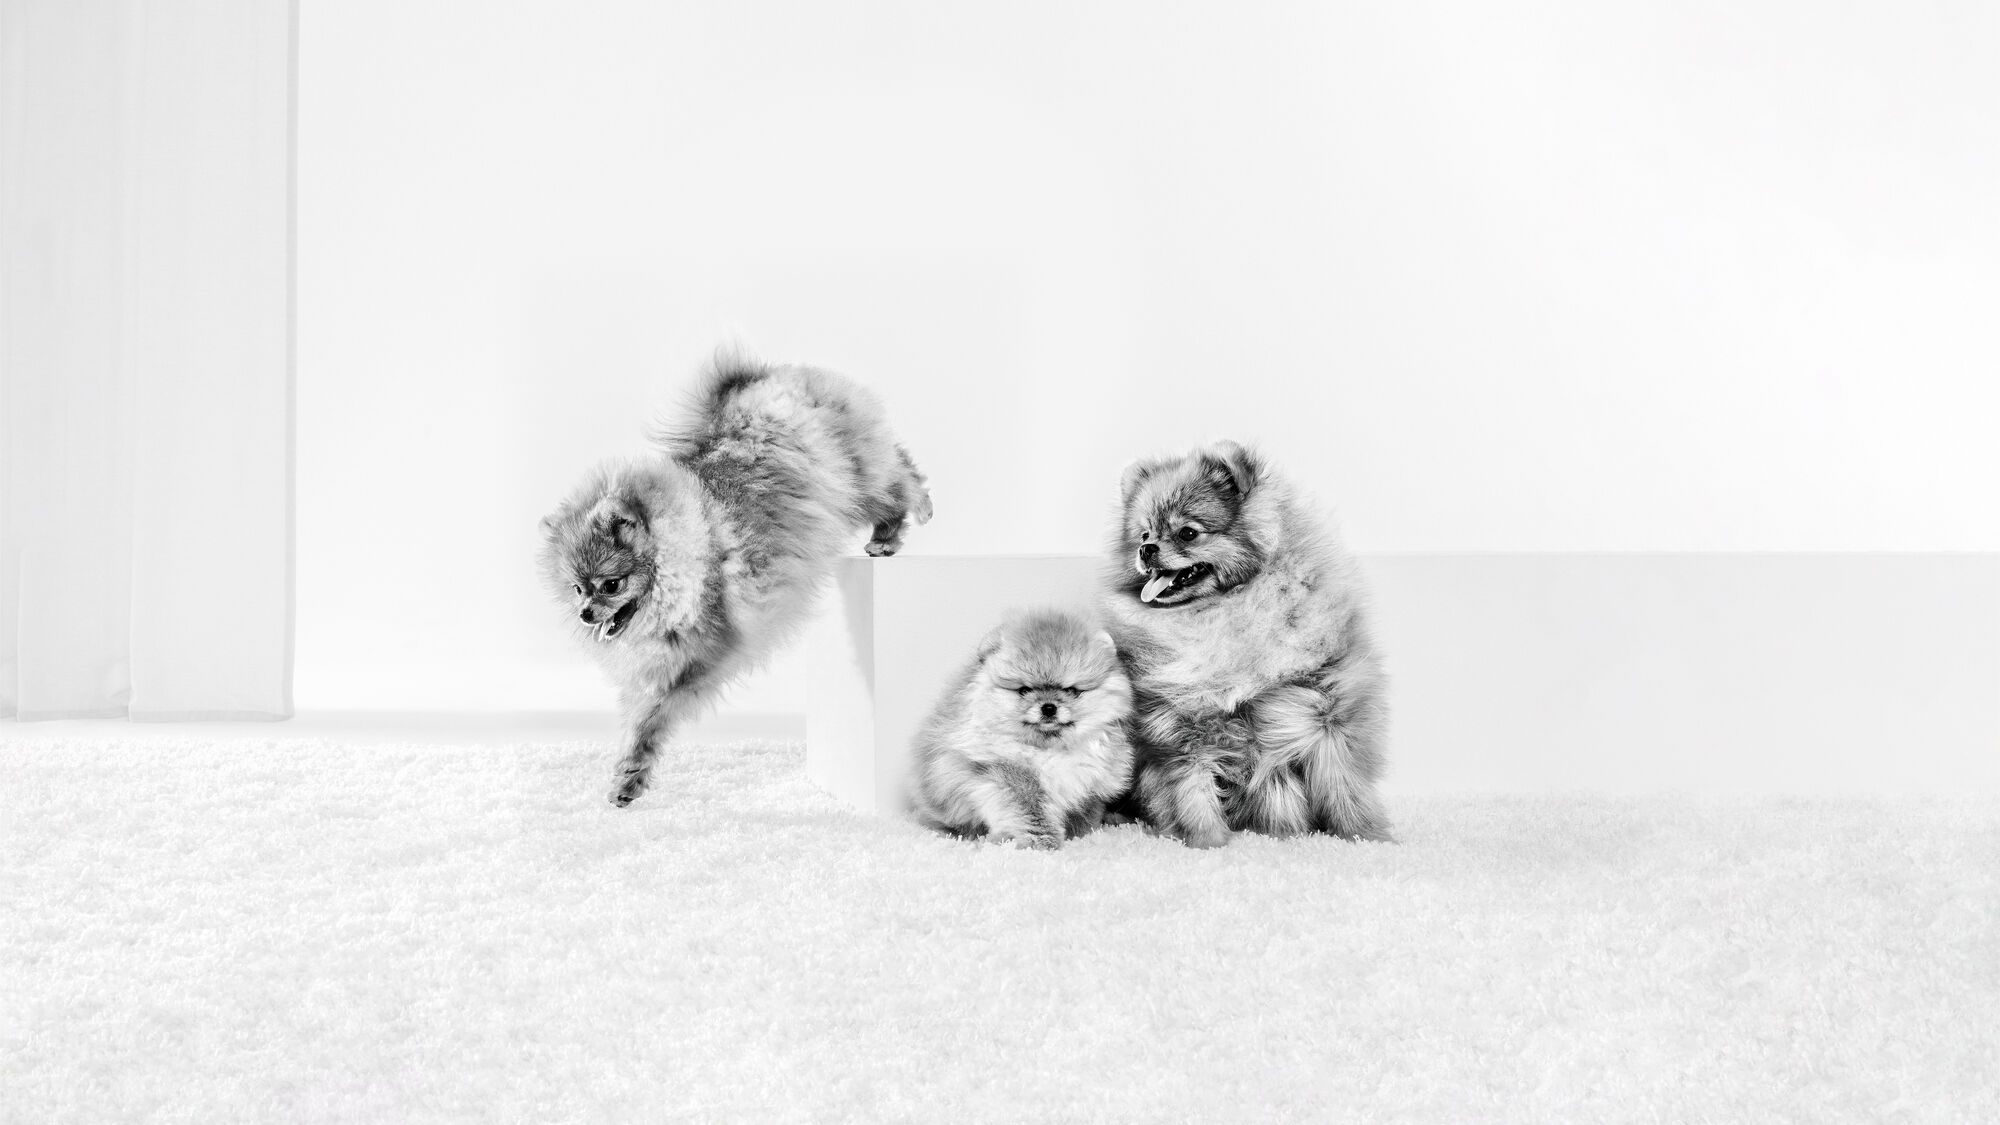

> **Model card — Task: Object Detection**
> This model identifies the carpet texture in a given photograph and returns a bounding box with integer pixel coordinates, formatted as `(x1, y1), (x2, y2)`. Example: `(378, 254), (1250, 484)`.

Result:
(3, 735), (1995, 1123)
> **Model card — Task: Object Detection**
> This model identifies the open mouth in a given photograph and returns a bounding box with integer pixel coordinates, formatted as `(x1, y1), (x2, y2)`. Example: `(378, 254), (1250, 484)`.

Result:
(596, 600), (639, 642)
(1138, 562), (1213, 604)
(1029, 719), (1072, 736)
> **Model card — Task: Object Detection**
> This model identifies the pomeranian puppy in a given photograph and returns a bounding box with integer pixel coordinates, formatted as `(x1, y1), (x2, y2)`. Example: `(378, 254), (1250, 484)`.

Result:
(910, 610), (1136, 848)
(1102, 440), (1392, 847)
(540, 352), (932, 807)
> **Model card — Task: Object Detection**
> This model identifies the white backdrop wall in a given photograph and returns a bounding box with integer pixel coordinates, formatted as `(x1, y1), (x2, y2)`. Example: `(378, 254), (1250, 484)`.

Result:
(297, 1), (2000, 722)
(2, 0), (293, 720)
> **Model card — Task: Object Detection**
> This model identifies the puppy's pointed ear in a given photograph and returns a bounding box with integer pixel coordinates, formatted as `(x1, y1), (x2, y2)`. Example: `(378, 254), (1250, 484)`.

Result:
(1202, 440), (1258, 499)
(589, 491), (648, 547)
(1120, 459), (1155, 505)
(975, 624), (1007, 663)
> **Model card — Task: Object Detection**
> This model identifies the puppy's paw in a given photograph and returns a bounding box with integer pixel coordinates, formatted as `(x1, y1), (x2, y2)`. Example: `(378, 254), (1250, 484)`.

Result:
(997, 831), (1061, 851)
(864, 539), (899, 558)
(1182, 827), (1231, 850)
(608, 772), (648, 808)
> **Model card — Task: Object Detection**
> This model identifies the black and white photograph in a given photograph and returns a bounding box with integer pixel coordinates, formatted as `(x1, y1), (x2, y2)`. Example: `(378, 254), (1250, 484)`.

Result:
(3, 1), (1996, 1120)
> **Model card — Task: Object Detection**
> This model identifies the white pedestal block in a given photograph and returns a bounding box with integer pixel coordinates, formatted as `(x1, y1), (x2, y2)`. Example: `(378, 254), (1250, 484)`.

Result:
(800, 551), (2000, 807)
(802, 555), (1103, 814)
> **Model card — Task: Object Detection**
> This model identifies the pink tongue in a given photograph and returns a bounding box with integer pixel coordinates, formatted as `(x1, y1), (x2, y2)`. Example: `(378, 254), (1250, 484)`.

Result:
(1140, 571), (1174, 603)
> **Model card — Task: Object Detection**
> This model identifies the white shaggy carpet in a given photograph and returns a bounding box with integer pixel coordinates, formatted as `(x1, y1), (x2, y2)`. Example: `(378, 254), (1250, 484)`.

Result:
(4, 734), (1996, 1124)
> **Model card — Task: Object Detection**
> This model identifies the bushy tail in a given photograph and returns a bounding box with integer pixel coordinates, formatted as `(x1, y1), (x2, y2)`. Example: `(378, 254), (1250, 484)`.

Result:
(649, 347), (771, 459)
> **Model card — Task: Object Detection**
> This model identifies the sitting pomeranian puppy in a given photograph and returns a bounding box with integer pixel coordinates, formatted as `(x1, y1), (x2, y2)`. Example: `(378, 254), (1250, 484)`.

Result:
(1102, 440), (1392, 847)
(540, 352), (932, 807)
(911, 610), (1136, 848)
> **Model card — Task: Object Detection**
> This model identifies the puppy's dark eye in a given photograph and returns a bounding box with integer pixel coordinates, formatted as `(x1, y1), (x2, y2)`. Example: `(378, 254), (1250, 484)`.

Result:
(601, 577), (621, 595)
(572, 583), (584, 596)
(1177, 527), (1198, 543)
(1016, 686), (1032, 697)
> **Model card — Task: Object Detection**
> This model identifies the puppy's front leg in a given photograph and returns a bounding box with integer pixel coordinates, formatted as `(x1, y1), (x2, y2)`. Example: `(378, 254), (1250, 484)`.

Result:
(1063, 801), (1107, 840)
(1134, 707), (1243, 848)
(973, 760), (1060, 848)
(1137, 753), (1232, 849)
(609, 692), (670, 807)
(609, 667), (711, 807)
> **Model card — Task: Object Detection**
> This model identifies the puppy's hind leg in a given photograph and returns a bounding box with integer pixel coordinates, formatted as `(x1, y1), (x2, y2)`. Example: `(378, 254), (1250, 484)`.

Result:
(1238, 759), (1315, 838)
(896, 444), (933, 526)
(863, 512), (908, 557)
(1257, 683), (1394, 842)
(863, 444), (932, 557)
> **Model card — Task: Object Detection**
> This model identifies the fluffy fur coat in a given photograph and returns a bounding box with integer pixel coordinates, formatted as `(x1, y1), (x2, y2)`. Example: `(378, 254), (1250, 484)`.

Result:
(1102, 441), (1392, 847)
(540, 353), (931, 806)
(911, 610), (1135, 848)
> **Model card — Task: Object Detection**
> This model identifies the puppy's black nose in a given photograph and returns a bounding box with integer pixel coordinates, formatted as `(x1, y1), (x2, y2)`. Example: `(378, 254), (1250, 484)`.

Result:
(579, 607), (599, 624)
(1040, 702), (1058, 719)
(1139, 543), (1159, 563)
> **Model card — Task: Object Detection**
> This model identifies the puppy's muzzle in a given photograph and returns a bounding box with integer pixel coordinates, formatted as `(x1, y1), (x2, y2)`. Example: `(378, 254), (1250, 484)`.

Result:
(1139, 562), (1214, 604)
(581, 600), (638, 640)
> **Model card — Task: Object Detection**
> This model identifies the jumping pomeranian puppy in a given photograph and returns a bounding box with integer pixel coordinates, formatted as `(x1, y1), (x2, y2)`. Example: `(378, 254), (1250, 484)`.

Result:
(540, 352), (932, 807)
(1102, 440), (1392, 847)
(911, 610), (1136, 848)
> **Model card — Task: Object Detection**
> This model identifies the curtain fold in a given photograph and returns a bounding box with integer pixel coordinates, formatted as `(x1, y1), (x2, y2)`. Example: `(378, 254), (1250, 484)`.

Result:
(1, 0), (293, 720)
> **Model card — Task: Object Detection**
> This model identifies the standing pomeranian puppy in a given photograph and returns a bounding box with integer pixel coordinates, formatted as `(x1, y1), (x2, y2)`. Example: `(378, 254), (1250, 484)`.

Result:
(1102, 440), (1391, 847)
(540, 352), (932, 807)
(911, 610), (1136, 849)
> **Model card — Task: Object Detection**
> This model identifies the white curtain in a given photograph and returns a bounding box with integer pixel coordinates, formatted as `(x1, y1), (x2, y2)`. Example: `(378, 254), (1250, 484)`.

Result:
(1, 0), (293, 719)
